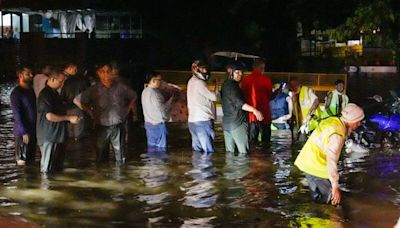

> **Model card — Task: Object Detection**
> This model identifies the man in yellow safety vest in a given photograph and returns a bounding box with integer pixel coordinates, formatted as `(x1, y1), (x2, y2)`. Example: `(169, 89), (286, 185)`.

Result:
(322, 79), (349, 119)
(289, 77), (320, 138)
(294, 103), (364, 205)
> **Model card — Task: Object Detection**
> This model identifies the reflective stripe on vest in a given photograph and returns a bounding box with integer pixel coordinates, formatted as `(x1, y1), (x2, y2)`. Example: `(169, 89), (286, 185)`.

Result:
(322, 90), (349, 118)
(294, 86), (313, 128)
(299, 86), (312, 120)
(294, 117), (346, 178)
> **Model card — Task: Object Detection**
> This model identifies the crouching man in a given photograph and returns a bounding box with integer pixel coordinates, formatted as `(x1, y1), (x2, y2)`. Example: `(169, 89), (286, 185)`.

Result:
(294, 103), (364, 205)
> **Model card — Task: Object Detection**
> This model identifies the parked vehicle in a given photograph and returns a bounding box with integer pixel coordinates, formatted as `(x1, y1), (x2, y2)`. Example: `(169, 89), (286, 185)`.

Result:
(350, 91), (400, 149)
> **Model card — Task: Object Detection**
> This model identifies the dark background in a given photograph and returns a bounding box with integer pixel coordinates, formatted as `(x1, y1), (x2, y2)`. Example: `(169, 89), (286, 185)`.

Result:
(1, 0), (400, 72)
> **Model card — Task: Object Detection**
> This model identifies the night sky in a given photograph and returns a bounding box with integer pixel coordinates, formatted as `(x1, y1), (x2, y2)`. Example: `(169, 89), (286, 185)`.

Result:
(1, 0), (400, 71)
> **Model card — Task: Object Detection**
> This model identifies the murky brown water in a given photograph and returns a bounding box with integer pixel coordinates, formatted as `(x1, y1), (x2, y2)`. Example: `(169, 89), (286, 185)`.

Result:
(1, 78), (400, 227)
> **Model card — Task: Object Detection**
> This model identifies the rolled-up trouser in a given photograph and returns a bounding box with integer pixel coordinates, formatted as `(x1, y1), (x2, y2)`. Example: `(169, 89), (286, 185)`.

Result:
(66, 107), (86, 139)
(305, 174), (332, 204)
(15, 136), (36, 163)
(96, 123), (126, 164)
(145, 122), (168, 150)
(188, 120), (215, 153)
(223, 123), (249, 154)
(249, 121), (271, 145)
(39, 142), (64, 173)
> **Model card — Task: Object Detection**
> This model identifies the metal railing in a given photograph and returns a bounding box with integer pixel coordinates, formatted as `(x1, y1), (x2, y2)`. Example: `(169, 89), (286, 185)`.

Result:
(158, 70), (347, 103)
(42, 31), (142, 39)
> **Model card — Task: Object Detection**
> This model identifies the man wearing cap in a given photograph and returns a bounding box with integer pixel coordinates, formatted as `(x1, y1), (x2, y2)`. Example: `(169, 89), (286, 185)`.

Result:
(187, 60), (219, 153)
(294, 103), (364, 205)
(221, 65), (264, 154)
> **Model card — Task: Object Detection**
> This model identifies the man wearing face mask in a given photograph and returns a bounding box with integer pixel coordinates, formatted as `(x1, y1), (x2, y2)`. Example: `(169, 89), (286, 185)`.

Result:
(10, 66), (37, 166)
(187, 60), (219, 153)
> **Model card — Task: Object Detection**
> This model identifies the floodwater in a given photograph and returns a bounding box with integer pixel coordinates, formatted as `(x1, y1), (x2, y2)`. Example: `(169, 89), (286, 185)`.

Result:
(1, 76), (400, 227)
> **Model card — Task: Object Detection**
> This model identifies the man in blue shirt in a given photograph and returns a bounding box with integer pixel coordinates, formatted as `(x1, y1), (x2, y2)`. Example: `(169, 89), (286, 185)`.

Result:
(10, 66), (36, 166)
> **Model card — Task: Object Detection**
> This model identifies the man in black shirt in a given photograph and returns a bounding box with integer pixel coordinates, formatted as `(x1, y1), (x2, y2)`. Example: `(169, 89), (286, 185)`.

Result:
(61, 63), (90, 140)
(37, 70), (80, 173)
(221, 65), (263, 154)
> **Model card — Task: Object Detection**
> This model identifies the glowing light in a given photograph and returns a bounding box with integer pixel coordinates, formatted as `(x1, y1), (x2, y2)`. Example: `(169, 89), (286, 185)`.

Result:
(369, 114), (400, 131)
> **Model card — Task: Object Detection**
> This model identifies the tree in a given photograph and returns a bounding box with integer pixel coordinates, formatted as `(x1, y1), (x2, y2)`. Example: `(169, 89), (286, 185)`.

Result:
(333, 0), (397, 48)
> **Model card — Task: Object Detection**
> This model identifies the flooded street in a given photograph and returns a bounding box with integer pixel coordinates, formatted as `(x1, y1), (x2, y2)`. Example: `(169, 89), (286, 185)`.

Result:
(1, 78), (400, 227)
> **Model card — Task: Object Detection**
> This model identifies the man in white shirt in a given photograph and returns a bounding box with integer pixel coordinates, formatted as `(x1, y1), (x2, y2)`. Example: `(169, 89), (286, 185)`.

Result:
(187, 60), (219, 153)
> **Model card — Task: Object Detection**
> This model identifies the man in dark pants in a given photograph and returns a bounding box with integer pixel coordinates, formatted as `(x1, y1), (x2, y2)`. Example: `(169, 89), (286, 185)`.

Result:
(241, 59), (273, 147)
(61, 63), (90, 140)
(74, 63), (137, 165)
(37, 70), (80, 173)
(10, 66), (36, 166)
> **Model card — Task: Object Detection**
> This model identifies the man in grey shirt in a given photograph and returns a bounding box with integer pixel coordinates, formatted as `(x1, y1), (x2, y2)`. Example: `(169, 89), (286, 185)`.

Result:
(141, 71), (172, 150)
(74, 62), (137, 164)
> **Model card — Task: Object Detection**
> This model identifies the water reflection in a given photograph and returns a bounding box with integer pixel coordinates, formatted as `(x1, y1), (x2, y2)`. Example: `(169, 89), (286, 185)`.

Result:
(182, 151), (218, 209)
(222, 152), (249, 208)
(271, 130), (297, 195)
(181, 216), (216, 228)
(137, 150), (171, 225)
(0, 80), (400, 226)
(0, 82), (19, 186)
(241, 150), (277, 208)
(224, 152), (250, 180)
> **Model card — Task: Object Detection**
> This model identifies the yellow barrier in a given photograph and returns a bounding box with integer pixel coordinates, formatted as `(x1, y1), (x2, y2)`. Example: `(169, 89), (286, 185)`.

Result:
(156, 70), (347, 122)
(158, 70), (347, 103)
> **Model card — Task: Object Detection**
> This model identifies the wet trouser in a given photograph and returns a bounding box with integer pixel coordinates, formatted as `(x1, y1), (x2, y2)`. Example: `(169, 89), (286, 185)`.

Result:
(249, 121), (271, 146)
(223, 123), (249, 154)
(15, 136), (36, 163)
(188, 120), (215, 153)
(145, 122), (168, 150)
(96, 123), (126, 164)
(66, 107), (86, 139)
(39, 142), (65, 173)
(305, 174), (332, 204)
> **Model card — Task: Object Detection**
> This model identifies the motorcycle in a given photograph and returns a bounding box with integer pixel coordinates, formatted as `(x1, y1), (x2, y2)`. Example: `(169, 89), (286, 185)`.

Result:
(350, 91), (400, 149)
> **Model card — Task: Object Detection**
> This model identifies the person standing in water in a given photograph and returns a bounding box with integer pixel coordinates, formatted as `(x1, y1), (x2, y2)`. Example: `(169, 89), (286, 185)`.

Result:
(10, 66), (36, 166)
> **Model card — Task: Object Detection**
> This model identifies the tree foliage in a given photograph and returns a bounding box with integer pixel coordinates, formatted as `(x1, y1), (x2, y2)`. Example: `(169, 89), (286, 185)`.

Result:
(333, 0), (396, 47)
